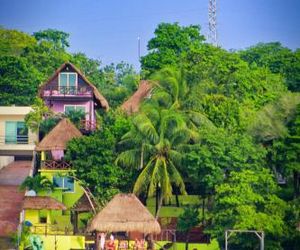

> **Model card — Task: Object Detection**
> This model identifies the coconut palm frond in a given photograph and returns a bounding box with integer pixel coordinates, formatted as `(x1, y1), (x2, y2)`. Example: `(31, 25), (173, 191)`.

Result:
(170, 128), (191, 146)
(169, 150), (183, 165)
(186, 110), (215, 128)
(161, 159), (172, 202)
(169, 161), (187, 195)
(148, 158), (163, 197)
(133, 158), (155, 195)
(133, 114), (159, 143)
(116, 149), (141, 168)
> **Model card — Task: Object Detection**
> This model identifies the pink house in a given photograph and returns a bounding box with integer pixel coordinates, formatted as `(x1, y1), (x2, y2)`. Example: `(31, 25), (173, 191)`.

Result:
(39, 62), (109, 131)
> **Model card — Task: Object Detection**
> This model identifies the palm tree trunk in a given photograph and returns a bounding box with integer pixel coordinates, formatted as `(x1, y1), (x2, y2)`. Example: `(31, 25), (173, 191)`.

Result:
(294, 170), (300, 197)
(185, 231), (190, 250)
(140, 142), (144, 169)
(155, 186), (159, 216)
(174, 186), (180, 207)
(202, 197), (205, 224)
(155, 188), (163, 219)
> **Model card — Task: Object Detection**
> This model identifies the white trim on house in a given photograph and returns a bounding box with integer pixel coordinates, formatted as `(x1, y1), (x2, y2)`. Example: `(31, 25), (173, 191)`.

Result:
(63, 105), (86, 114)
(58, 72), (78, 89)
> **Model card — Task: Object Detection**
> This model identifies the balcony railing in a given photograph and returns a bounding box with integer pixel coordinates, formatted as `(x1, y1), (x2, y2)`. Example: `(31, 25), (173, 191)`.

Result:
(80, 119), (97, 131)
(0, 135), (30, 145)
(30, 224), (93, 237)
(43, 86), (93, 97)
(41, 160), (72, 170)
(31, 224), (74, 236)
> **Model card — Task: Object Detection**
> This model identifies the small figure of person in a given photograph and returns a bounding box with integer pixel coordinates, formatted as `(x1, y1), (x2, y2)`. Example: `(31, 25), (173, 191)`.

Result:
(107, 234), (115, 250)
(100, 232), (106, 250)
(134, 238), (139, 250)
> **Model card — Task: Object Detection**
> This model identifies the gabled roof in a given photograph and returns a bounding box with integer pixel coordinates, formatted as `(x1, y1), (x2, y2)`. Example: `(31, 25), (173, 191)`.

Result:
(121, 80), (152, 114)
(23, 196), (66, 210)
(38, 62), (109, 111)
(35, 118), (82, 151)
(89, 193), (161, 234)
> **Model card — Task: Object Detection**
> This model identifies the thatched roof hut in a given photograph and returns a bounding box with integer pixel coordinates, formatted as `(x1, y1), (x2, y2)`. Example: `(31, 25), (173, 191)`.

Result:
(72, 193), (96, 212)
(35, 118), (82, 151)
(89, 194), (161, 234)
(121, 80), (152, 114)
(23, 196), (66, 210)
(38, 62), (109, 111)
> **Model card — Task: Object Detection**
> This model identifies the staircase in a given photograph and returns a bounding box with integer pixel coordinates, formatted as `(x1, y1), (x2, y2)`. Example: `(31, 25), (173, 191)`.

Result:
(0, 161), (32, 238)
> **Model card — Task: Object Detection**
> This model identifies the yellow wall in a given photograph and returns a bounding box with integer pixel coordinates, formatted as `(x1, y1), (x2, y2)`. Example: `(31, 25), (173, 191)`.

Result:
(24, 210), (39, 224)
(39, 235), (85, 250)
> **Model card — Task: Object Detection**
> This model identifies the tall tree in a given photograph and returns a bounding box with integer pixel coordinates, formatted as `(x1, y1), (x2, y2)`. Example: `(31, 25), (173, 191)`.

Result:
(209, 169), (286, 250)
(141, 23), (205, 75)
(0, 27), (36, 56)
(65, 112), (133, 202)
(0, 56), (42, 105)
(33, 29), (70, 49)
(239, 42), (300, 91)
(117, 107), (189, 215)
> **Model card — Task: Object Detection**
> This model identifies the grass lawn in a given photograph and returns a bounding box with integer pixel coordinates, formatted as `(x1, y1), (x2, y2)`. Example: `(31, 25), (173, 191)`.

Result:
(147, 195), (205, 218)
(155, 240), (220, 250)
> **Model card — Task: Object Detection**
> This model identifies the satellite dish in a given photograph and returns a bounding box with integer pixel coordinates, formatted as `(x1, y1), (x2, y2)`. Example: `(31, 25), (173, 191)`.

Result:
(25, 190), (37, 196)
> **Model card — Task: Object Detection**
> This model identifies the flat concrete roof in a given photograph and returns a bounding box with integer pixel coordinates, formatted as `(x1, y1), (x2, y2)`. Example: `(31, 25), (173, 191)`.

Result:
(0, 106), (32, 115)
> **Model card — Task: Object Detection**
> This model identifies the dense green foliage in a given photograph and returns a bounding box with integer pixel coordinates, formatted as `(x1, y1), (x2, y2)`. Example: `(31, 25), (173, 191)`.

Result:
(210, 170), (286, 250)
(20, 175), (54, 193)
(65, 112), (133, 202)
(1, 22), (300, 250)
(0, 27), (138, 106)
(177, 206), (201, 250)
(239, 42), (300, 91)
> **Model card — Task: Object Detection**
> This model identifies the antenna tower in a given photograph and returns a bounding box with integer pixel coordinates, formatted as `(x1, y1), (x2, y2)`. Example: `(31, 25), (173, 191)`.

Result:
(208, 0), (218, 46)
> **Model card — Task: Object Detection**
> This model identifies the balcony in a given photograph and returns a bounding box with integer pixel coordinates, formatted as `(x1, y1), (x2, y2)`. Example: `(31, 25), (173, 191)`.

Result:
(41, 160), (72, 170)
(80, 119), (97, 131)
(43, 86), (93, 98)
(0, 134), (35, 156)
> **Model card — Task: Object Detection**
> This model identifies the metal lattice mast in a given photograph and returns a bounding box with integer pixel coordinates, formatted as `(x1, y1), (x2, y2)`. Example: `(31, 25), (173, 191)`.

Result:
(208, 0), (218, 46)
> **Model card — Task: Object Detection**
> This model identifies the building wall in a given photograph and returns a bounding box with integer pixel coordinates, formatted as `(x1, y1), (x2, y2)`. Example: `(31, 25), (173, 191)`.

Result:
(0, 156), (14, 169)
(50, 100), (94, 124)
(24, 210), (39, 224)
(45, 65), (89, 91)
(0, 114), (38, 145)
(39, 169), (84, 208)
(39, 235), (85, 250)
(0, 109), (38, 155)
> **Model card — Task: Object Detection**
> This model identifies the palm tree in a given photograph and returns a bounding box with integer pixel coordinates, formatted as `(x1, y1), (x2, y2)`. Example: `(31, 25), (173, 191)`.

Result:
(150, 67), (214, 131)
(117, 106), (190, 216)
(19, 175), (54, 193)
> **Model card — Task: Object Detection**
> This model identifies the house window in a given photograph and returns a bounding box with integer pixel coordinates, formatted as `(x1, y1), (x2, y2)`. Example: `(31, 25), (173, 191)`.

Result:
(59, 72), (77, 94)
(39, 216), (47, 223)
(64, 105), (86, 115)
(53, 176), (75, 192)
(5, 121), (28, 144)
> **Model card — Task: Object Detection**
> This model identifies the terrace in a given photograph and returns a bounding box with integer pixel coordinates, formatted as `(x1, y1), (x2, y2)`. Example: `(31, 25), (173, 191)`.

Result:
(42, 86), (93, 98)
(41, 160), (72, 170)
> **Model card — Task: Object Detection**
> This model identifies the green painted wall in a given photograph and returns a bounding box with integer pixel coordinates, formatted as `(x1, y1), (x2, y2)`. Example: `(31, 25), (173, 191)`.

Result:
(39, 169), (84, 208)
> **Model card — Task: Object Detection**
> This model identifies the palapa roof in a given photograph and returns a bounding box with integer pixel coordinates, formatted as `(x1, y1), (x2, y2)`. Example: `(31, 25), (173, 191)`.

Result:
(89, 193), (161, 234)
(35, 118), (82, 151)
(121, 80), (152, 114)
(39, 62), (109, 111)
(23, 196), (66, 210)
(72, 193), (96, 212)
